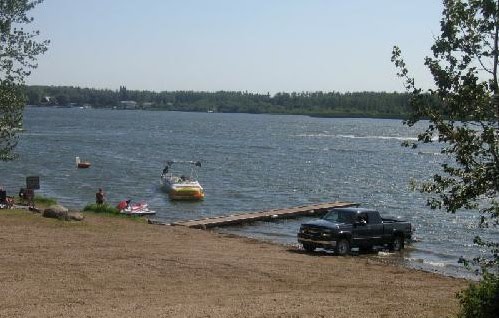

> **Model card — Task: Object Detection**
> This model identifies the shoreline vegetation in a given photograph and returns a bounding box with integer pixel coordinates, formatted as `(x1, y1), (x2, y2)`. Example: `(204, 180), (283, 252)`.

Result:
(25, 85), (438, 119)
(1, 199), (467, 317)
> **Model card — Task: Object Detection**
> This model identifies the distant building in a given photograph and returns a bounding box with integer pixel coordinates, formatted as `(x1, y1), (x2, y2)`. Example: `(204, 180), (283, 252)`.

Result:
(119, 100), (137, 109)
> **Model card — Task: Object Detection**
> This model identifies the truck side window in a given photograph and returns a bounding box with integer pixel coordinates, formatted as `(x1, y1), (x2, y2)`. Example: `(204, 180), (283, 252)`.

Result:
(368, 211), (382, 224)
(358, 214), (368, 224)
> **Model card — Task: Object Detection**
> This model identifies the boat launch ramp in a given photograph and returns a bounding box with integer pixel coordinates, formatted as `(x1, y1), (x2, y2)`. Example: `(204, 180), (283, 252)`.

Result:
(151, 201), (357, 229)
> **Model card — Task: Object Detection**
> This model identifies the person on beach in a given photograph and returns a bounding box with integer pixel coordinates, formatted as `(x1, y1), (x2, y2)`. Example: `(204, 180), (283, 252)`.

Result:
(96, 188), (105, 205)
(19, 188), (25, 201)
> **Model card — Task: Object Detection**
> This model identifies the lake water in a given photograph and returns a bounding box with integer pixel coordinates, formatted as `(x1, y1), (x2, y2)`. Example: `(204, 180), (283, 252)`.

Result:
(2, 107), (497, 280)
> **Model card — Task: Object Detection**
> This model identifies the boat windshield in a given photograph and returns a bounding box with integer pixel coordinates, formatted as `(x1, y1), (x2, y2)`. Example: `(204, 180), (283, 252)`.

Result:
(162, 160), (201, 180)
(322, 210), (355, 223)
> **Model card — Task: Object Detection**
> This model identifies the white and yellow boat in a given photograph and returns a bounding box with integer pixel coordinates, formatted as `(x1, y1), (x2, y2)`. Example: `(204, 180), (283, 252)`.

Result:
(161, 160), (205, 201)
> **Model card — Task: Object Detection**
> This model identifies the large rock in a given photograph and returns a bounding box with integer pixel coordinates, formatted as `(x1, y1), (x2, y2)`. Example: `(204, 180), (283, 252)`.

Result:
(68, 211), (84, 221)
(42, 205), (69, 220)
(42, 205), (84, 221)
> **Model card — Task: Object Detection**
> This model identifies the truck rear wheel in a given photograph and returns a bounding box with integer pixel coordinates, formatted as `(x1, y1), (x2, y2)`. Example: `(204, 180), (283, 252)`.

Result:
(336, 239), (350, 256)
(390, 235), (404, 251)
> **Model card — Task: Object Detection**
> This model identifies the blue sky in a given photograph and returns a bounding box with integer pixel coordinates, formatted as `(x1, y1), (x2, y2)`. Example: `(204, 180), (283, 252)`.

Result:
(27, 0), (443, 94)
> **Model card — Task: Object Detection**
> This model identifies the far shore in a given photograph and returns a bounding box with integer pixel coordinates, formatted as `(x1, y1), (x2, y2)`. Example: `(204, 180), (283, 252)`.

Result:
(0, 208), (468, 317)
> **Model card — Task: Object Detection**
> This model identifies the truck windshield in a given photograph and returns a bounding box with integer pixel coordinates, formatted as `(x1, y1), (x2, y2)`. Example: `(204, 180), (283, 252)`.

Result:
(322, 210), (354, 223)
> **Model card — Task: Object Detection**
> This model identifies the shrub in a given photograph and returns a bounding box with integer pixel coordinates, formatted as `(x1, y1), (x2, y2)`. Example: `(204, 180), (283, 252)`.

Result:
(457, 273), (499, 318)
(83, 203), (119, 214)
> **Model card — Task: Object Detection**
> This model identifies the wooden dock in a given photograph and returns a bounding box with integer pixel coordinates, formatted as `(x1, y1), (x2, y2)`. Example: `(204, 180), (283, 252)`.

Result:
(166, 201), (357, 229)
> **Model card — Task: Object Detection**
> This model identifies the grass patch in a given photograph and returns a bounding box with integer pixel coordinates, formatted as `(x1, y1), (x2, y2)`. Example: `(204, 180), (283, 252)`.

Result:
(34, 196), (57, 206)
(82, 203), (146, 222)
(11, 195), (57, 210)
(0, 208), (34, 218)
(0, 208), (89, 229)
(83, 203), (119, 214)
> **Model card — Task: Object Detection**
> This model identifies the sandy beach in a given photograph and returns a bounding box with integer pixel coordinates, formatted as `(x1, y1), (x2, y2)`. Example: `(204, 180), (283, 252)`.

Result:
(0, 209), (467, 317)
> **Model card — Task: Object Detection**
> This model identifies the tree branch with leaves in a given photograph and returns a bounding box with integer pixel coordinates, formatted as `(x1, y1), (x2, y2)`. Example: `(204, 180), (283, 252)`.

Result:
(392, 0), (499, 271)
(0, 0), (48, 160)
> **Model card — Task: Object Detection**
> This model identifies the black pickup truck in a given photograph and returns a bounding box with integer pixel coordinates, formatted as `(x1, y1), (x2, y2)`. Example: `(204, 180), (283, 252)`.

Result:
(297, 207), (412, 255)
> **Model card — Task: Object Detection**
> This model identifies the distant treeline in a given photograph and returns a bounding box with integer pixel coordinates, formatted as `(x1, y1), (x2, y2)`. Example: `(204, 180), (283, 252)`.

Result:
(24, 85), (429, 118)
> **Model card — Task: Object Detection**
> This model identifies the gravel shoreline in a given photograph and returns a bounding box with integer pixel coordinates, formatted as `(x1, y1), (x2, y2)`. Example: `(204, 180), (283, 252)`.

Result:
(0, 209), (467, 317)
